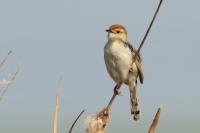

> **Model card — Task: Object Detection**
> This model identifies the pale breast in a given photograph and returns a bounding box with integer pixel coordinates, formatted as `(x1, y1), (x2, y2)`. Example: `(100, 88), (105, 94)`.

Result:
(104, 39), (133, 83)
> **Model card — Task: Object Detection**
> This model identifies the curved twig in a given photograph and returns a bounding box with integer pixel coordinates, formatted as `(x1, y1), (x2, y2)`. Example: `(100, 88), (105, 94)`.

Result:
(68, 110), (85, 133)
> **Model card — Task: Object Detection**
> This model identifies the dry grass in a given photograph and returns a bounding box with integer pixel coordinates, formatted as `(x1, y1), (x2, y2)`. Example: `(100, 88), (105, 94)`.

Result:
(0, 50), (12, 70)
(52, 78), (63, 133)
(148, 106), (163, 133)
(0, 50), (19, 101)
(0, 67), (19, 101)
(52, 86), (59, 133)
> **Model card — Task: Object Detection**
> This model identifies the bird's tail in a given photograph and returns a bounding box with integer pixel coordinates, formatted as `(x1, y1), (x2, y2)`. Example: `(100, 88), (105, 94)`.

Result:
(129, 81), (141, 121)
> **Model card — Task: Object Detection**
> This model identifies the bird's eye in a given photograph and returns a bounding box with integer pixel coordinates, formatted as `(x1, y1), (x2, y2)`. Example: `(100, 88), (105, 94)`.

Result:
(116, 30), (120, 33)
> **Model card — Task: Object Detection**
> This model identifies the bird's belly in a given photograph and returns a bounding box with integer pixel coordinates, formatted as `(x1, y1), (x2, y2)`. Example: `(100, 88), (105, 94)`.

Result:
(104, 44), (133, 83)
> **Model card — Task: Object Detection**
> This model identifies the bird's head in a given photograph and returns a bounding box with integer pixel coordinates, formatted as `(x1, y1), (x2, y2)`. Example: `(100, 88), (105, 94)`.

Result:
(106, 24), (127, 42)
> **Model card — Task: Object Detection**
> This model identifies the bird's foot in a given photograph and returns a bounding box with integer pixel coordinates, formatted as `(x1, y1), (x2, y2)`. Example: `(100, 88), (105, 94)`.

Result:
(114, 84), (121, 95)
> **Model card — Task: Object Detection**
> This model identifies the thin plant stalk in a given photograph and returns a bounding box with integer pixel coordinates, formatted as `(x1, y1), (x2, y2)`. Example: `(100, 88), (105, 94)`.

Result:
(134, 0), (164, 60)
(69, 110), (85, 133)
(0, 50), (12, 70)
(53, 77), (62, 133)
(148, 106), (162, 133)
(0, 67), (19, 101)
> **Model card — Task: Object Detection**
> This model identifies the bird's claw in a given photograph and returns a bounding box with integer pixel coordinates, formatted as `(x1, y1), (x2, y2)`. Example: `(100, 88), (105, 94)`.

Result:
(114, 87), (121, 95)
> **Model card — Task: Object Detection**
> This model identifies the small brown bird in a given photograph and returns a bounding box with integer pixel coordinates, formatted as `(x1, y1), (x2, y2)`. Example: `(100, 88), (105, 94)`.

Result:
(104, 24), (144, 120)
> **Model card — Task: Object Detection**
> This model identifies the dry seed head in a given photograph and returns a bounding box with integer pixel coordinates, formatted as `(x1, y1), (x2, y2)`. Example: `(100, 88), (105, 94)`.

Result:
(85, 109), (109, 133)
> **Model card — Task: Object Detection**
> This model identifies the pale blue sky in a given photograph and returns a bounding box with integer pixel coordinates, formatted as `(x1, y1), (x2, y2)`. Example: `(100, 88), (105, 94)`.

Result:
(0, 0), (200, 133)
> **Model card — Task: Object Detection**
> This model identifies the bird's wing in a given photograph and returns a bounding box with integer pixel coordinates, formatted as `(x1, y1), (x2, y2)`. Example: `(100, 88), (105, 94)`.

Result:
(135, 59), (144, 84)
(125, 42), (144, 84)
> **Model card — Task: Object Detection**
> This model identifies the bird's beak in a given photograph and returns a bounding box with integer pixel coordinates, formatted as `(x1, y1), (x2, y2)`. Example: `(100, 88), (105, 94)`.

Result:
(106, 29), (113, 33)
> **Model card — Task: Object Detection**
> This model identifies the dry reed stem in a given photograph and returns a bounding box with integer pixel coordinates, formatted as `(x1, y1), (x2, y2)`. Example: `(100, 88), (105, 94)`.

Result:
(0, 67), (19, 101)
(0, 50), (12, 70)
(53, 77), (62, 133)
(148, 106), (163, 133)
(134, 0), (163, 61)
(53, 91), (59, 133)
